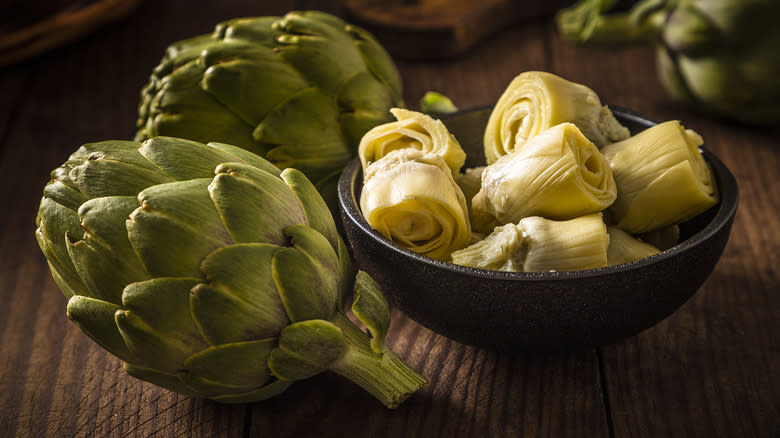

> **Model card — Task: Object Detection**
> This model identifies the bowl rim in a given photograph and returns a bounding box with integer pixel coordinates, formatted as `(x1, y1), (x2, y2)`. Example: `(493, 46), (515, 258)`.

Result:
(338, 107), (739, 281)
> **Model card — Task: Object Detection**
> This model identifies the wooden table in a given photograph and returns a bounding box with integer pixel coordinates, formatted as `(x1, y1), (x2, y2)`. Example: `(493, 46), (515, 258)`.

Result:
(1, 1), (777, 437)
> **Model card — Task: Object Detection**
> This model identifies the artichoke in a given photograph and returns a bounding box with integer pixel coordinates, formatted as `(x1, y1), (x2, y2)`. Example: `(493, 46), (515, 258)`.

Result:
(600, 120), (718, 234)
(472, 122), (617, 233)
(451, 213), (610, 272)
(606, 226), (660, 266)
(358, 108), (467, 175)
(135, 11), (404, 209)
(360, 149), (472, 261)
(483, 71), (629, 164)
(557, 0), (780, 125)
(34, 137), (426, 407)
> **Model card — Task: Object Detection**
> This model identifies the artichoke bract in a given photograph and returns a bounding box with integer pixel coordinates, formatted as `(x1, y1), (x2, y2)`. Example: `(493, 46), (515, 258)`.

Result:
(557, 0), (780, 125)
(34, 137), (426, 407)
(135, 11), (404, 208)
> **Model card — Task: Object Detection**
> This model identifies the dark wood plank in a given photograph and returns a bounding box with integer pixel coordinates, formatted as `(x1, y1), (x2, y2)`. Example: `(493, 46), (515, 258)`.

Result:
(2, 0), (778, 437)
(248, 311), (608, 438)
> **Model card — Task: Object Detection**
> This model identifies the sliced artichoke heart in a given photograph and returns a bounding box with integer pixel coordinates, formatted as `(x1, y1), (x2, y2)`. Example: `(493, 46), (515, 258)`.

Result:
(601, 120), (719, 234)
(358, 108), (466, 175)
(606, 226), (660, 266)
(483, 71), (629, 164)
(472, 122), (616, 233)
(360, 149), (471, 261)
(452, 213), (609, 272)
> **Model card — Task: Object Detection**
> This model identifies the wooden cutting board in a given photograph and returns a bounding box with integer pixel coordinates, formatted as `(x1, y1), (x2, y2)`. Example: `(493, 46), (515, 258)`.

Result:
(344, 0), (572, 60)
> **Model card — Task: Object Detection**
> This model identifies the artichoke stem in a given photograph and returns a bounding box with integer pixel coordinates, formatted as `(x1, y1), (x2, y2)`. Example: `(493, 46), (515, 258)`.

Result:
(329, 312), (427, 408)
(557, 0), (665, 45)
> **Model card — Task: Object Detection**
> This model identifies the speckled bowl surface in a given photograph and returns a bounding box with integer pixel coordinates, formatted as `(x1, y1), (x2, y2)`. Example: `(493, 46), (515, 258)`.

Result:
(338, 107), (739, 352)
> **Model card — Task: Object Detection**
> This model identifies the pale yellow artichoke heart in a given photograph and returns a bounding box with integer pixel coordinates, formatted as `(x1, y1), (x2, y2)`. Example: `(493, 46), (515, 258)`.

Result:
(358, 108), (467, 175)
(483, 71), (630, 164)
(451, 213), (609, 272)
(471, 123), (617, 233)
(601, 120), (719, 234)
(607, 226), (660, 266)
(360, 149), (471, 261)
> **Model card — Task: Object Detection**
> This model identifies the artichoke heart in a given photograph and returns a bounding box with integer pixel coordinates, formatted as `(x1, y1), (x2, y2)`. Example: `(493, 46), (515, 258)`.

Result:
(601, 120), (719, 234)
(483, 71), (629, 164)
(358, 108), (467, 174)
(451, 213), (609, 272)
(472, 122), (617, 233)
(360, 149), (471, 261)
(607, 226), (660, 266)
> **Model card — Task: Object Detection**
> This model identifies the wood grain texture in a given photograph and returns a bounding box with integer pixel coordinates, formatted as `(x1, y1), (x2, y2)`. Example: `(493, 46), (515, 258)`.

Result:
(1, 1), (778, 437)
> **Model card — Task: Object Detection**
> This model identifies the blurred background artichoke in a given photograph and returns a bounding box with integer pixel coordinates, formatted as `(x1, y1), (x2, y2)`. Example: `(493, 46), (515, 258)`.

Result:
(557, 0), (780, 125)
(135, 10), (404, 209)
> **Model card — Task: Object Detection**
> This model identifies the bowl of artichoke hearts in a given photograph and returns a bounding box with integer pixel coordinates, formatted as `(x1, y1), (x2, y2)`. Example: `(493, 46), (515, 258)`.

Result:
(338, 72), (738, 352)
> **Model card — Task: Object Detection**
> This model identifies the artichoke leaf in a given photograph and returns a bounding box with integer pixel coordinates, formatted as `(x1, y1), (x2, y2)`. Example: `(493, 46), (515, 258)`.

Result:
(66, 295), (136, 365)
(66, 197), (149, 304)
(419, 91), (458, 117)
(273, 225), (341, 322)
(139, 136), (258, 181)
(193, 243), (289, 345)
(123, 363), (199, 397)
(35, 198), (87, 298)
(274, 12), (366, 94)
(41, 179), (87, 212)
(268, 319), (347, 381)
(182, 339), (276, 392)
(115, 307), (198, 374)
(255, 88), (351, 181)
(351, 271), (390, 354)
(348, 24), (404, 103)
(338, 71), (396, 148)
(200, 43), (309, 126)
(141, 61), (260, 155)
(68, 144), (174, 199)
(218, 17), (281, 46)
(128, 179), (233, 278)
(208, 378), (294, 404)
(205, 142), (282, 176)
(280, 168), (340, 250)
(210, 163), (307, 245)
(117, 278), (209, 373)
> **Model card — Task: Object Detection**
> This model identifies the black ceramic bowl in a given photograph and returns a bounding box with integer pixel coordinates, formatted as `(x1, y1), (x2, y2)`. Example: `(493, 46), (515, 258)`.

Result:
(338, 107), (739, 352)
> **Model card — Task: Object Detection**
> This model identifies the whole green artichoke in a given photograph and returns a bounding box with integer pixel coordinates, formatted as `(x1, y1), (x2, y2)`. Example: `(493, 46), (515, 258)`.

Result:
(557, 0), (780, 125)
(135, 11), (404, 208)
(34, 137), (426, 407)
